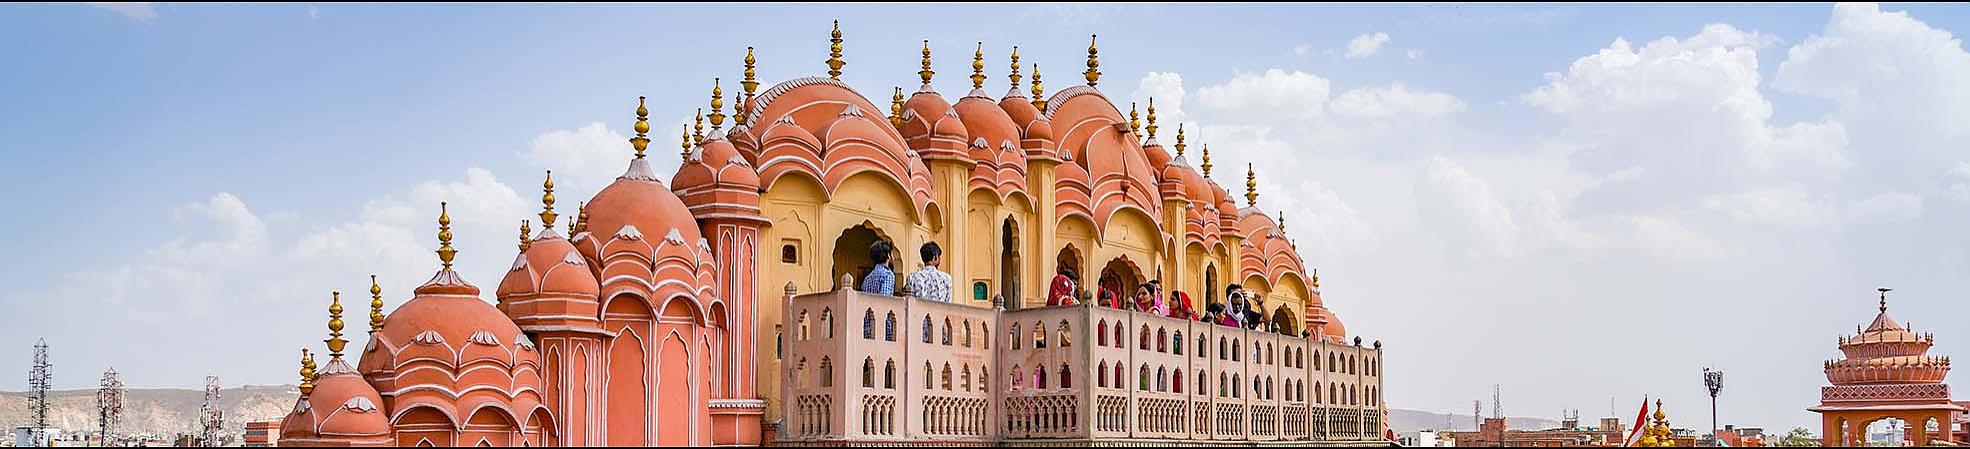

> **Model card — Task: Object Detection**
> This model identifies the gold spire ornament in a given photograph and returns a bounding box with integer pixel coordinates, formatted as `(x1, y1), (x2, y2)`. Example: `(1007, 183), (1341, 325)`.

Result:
(519, 220), (532, 251)
(539, 170), (558, 229)
(630, 96), (651, 159)
(436, 202), (456, 269)
(572, 202), (585, 235)
(708, 78), (725, 132)
(298, 349), (316, 396)
(1128, 102), (1141, 136)
(1030, 63), (1046, 110)
(1084, 34), (1101, 87)
(325, 291), (347, 358)
(738, 47), (758, 127)
(1008, 46), (1022, 90)
(1174, 124), (1187, 158)
(680, 124), (693, 160)
(890, 87), (905, 128)
(369, 275), (385, 333)
(692, 108), (705, 146)
(827, 20), (845, 80)
(918, 40), (935, 86)
(1146, 98), (1159, 139)
(1201, 143), (1214, 177)
(1246, 163), (1259, 207)
(970, 42), (986, 89)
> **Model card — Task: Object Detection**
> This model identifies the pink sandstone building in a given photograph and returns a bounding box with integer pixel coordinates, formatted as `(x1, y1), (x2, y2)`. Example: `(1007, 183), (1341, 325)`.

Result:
(1811, 290), (1966, 446)
(276, 22), (1388, 447)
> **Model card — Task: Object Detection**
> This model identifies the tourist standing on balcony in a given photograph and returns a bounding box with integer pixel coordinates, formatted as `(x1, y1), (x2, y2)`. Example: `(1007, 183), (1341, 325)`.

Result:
(1047, 268), (1078, 306)
(905, 242), (952, 302)
(1224, 284), (1249, 328)
(1147, 280), (1169, 316)
(1132, 285), (1156, 313)
(860, 240), (896, 296)
(1167, 291), (1196, 321)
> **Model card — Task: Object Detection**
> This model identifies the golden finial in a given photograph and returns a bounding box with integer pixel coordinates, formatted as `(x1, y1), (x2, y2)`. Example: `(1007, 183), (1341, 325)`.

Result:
(1008, 46), (1022, 90)
(631, 96), (651, 159)
(738, 47), (758, 127)
(1277, 211), (1286, 232)
(1174, 124), (1187, 158)
(970, 42), (986, 89)
(519, 220), (532, 251)
(680, 124), (692, 160)
(539, 170), (557, 229)
(1030, 63), (1046, 110)
(692, 108), (705, 146)
(708, 78), (725, 132)
(1246, 163), (1259, 207)
(1201, 143), (1214, 177)
(298, 348), (315, 396)
(325, 291), (347, 358)
(890, 86), (905, 128)
(826, 20), (844, 79)
(1146, 98), (1159, 139)
(1128, 102), (1141, 136)
(368, 275), (385, 333)
(436, 202), (456, 269)
(1084, 34), (1101, 87)
(1879, 287), (1891, 313)
(918, 40), (935, 86)
(571, 202), (584, 235)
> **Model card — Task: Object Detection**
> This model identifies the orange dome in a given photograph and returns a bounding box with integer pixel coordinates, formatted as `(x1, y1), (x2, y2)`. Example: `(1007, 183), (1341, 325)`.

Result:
(673, 135), (761, 194)
(901, 89), (969, 158)
(1324, 313), (1347, 342)
(1143, 140), (1173, 171)
(585, 158), (705, 250)
(284, 358), (390, 442)
(998, 95), (1057, 159)
(497, 235), (600, 298)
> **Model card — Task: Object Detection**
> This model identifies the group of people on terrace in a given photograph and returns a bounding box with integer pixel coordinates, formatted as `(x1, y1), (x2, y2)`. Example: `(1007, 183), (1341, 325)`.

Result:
(855, 240), (1301, 338)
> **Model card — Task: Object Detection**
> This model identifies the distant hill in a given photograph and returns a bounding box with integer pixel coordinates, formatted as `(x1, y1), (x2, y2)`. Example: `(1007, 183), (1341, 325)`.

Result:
(0, 385), (298, 438)
(1390, 408), (1562, 433)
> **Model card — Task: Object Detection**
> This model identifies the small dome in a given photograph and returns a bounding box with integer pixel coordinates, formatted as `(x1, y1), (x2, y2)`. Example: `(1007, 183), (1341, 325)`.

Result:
(496, 235), (601, 298)
(673, 136), (760, 193)
(901, 91), (969, 157)
(284, 358), (389, 441)
(999, 96), (1057, 158)
(1324, 314), (1347, 342)
(1143, 141), (1173, 171)
(586, 159), (705, 249)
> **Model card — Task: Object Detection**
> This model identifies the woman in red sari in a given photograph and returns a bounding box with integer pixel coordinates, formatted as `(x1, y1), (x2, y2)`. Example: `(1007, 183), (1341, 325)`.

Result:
(1047, 268), (1078, 306)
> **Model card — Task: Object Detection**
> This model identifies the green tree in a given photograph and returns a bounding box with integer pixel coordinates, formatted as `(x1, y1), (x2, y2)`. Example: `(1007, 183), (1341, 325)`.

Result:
(1779, 427), (1819, 447)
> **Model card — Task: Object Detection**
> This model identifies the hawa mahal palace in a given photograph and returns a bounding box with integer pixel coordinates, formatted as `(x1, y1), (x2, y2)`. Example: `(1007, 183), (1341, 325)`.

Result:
(276, 22), (1388, 447)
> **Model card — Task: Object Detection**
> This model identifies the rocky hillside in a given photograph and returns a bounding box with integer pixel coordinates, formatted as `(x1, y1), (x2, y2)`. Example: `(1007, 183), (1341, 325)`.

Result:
(1389, 408), (1562, 433)
(0, 385), (298, 437)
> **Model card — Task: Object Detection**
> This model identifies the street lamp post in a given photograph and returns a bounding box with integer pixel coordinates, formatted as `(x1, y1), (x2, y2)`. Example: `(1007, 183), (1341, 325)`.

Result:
(1704, 368), (1724, 446)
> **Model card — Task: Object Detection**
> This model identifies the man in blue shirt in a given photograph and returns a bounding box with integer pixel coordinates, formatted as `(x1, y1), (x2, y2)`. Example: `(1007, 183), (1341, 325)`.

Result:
(859, 240), (896, 296)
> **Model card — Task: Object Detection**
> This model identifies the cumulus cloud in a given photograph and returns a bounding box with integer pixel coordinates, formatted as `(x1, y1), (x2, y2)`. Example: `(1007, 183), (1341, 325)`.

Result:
(1194, 69), (1332, 122)
(1129, 72), (1189, 127)
(1346, 32), (1391, 59)
(87, 2), (156, 22)
(524, 122), (639, 203)
(1406, 49), (1423, 60)
(1330, 83), (1466, 119)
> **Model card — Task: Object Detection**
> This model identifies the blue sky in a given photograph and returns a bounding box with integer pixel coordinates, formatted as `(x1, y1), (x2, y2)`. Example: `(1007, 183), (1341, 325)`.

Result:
(4, 2), (1969, 433)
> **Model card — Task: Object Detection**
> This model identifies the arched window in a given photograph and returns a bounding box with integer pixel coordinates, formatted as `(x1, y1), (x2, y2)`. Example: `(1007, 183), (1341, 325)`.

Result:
(1219, 337), (1228, 360)
(1011, 365), (1022, 389)
(922, 317), (932, 344)
(822, 308), (833, 338)
(1172, 330), (1184, 355)
(1059, 364), (1072, 389)
(980, 367), (989, 391)
(1198, 335), (1208, 359)
(862, 309), (875, 339)
(923, 362), (933, 389)
(1010, 323), (1021, 350)
(797, 311), (810, 341)
(884, 359), (896, 389)
(1097, 319), (1108, 346)
(1156, 328), (1168, 353)
(982, 323), (990, 349)
(1058, 321), (1072, 347)
(1156, 367), (1167, 392)
(1219, 372), (1228, 397)
(1035, 366), (1048, 389)
(941, 318), (952, 345)
(963, 319), (973, 347)
(1329, 383), (1337, 403)
(862, 358), (874, 388)
(1113, 321), (1124, 348)
(819, 357), (833, 387)
(1097, 361), (1109, 388)
(794, 357), (807, 388)
(1139, 364), (1150, 391)
(1114, 363), (1123, 390)
(1266, 343), (1274, 365)
(1173, 369), (1184, 394)
(1139, 325), (1151, 350)
(941, 363), (952, 390)
(1197, 371), (1207, 396)
(1232, 373), (1241, 398)
(1033, 321), (1047, 349)
(1232, 340), (1242, 362)
(884, 312), (896, 342)
(1254, 377), (1262, 399)
(961, 365), (972, 391)
(1328, 352), (1336, 372)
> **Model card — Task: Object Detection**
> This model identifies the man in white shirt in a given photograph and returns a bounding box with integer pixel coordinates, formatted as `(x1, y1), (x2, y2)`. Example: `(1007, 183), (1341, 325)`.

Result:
(905, 242), (953, 302)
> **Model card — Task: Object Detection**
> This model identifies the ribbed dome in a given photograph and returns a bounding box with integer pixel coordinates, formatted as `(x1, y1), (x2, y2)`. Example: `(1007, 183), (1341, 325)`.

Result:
(284, 358), (390, 441)
(586, 158), (705, 249)
(496, 235), (600, 298)
(1824, 301), (1950, 385)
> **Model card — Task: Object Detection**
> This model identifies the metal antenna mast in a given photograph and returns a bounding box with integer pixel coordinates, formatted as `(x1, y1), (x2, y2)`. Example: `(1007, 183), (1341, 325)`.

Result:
(28, 338), (53, 429)
(1492, 384), (1503, 419)
(99, 367), (125, 446)
(1473, 400), (1481, 430)
(200, 375), (224, 447)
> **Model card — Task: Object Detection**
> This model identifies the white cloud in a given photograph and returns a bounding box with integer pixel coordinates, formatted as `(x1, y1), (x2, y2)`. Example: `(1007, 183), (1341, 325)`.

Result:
(308, 6), (318, 20)
(1330, 83), (1466, 119)
(1193, 69), (1331, 122)
(1129, 72), (1189, 127)
(1346, 32), (1391, 59)
(524, 122), (640, 203)
(1406, 49), (1424, 60)
(1294, 44), (1312, 56)
(87, 2), (155, 22)
(1418, 156), (1520, 260)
